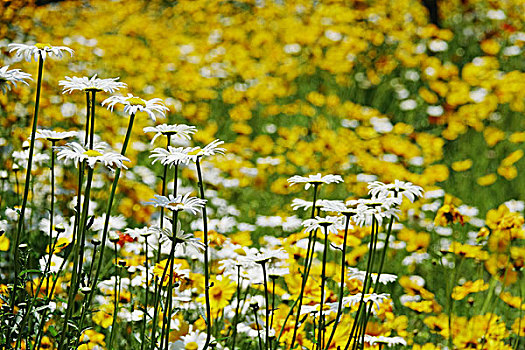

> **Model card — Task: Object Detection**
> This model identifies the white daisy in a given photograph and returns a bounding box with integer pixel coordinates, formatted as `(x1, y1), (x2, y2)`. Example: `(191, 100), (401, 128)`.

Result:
(169, 326), (217, 350)
(342, 293), (391, 311)
(149, 146), (192, 167)
(59, 74), (127, 94)
(287, 173), (343, 190)
(347, 268), (398, 285)
(368, 180), (424, 203)
(185, 139), (226, 162)
(153, 222), (205, 255)
(291, 198), (345, 211)
(56, 142), (130, 169)
(302, 216), (344, 235)
(102, 93), (169, 121)
(146, 193), (206, 215)
(12, 149), (49, 168)
(242, 248), (288, 264)
(34, 129), (77, 142)
(347, 195), (401, 227)
(8, 42), (74, 62)
(365, 335), (407, 347)
(0, 66), (32, 93)
(143, 124), (197, 144)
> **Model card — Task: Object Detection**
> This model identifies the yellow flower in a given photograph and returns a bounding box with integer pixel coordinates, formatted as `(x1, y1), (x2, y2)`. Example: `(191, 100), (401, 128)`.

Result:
(0, 235), (9, 251)
(434, 195), (465, 226)
(483, 126), (505, 147)
(198, 276), (236, 316)
(451, 279), (489, 300)
(477, 173), (497, 186)
(481, 39), (501, 55)
(497, 165), (518, 180)
(501, 149), (523, 167)
(451, 159), (472, 172)
(499, 291), (525, 310)
(509, 132), (525, 143)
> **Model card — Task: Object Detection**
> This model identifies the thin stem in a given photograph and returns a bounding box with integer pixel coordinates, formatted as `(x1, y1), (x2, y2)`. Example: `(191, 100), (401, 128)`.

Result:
(141, 235), (149, 350)
(231, 265), (242, 350)
(253, 305), (264, 350)
(289, 183), (319, 350)
(196, 157), (212, 350)
(109, 247), (120, 348)
(270, 277), (276, 332)
(261, 262), (270, 350)
(58, 166), (94, 349)
(46, 141), (56, 302)
(10, 54), (44, 316)
(14, 170), (20, 204)
(149, 242), (176, 350)
(323, 215), (350, 350)
(85, 92), (91, 144)
(162, 209), (179, 350)
(84, 112), (136, 331)
(344, 219), (378, 350)
(317, 225), (329, 350)
(89, 90), (96, 149)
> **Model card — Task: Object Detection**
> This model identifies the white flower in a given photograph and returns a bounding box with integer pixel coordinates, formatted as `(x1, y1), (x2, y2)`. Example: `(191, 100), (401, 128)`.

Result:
(347, 268), (398, 285)
(242, 248), (288, 264)
(368, 180), (424, 203)
(0, 66), (32, 93)
(185, 139), (226, 161)
(150, 146), (192, 167)
(143, 124), (197, 144)
(39, 254), (64, 274)
(13, 149), (49, 168)
(365, 335), (407, 347)
(34, 129), (77, 142)
(287, 173), (343, 190)
(302, 216), (344, 235)
(8, 43), (74, 62)
(291, 198), (345, 212)
(56, 142), (130, 169)
(342, 293), (391, 312)
(102, 93), (169, 121)
(169, 327), (218, 350)
(59, 74), (126, 94)
(152, 223), (205, 256)
(347, 196), (401, 227)
(147, 193), (206, 215)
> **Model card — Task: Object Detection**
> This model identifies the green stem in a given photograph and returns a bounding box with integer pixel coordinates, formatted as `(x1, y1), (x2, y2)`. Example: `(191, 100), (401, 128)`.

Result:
(253, 305), (264, 350)
(109, 247), (120, 348)
(196, 158), (212, 350)
(85, 91), (91, 144)
(231, 265), (242, 350)
(289, 183), (319, 350)
(323, 214), (351, 350)
(344, 218), (377, 350)
(261, 262), (270, 350)
(162, 209), (179, 350)
(58, 166), (94, 349)
(10, 54), (44, 317)
(317, 225), (330, 350)
(82, 112), (136, 333)
(89, 90), (96, 149)
(141, 235), (149, 350)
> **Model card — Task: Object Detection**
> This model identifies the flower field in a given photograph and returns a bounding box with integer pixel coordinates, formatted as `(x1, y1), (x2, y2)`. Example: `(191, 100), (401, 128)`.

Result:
(0, 0), (524, 349)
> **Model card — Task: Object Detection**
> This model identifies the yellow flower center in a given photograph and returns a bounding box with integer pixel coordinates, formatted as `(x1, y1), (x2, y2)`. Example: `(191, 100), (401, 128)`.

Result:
(167, 202), (183, 210)
(185, 342), (198, 350)
(126, 97), (147, 107)
(187, 148), (202, 156)
(35, 43), (52, 49)
(83, 150), (103, 157)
